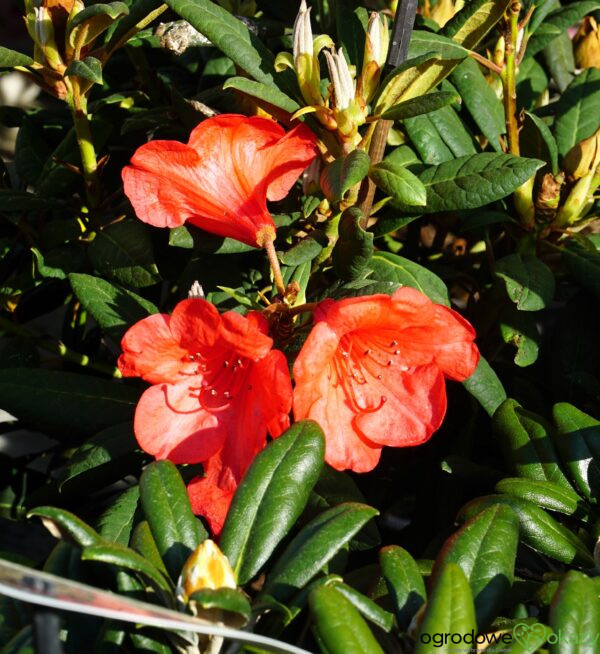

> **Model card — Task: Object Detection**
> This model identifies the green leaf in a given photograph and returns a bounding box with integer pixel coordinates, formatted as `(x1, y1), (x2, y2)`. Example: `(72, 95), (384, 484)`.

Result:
(68, 2), (129, 48)
(426, 105), (477, 158)
(499, 309), (540, 367)
(520, 112), (559, 175)
(320, 150), (371, 204)
(432, 505), (519, 628)
(0, 369), (138, 435)
(415, 563), (477, 654)
(332, 208), (374, 282)
(412, 153), (545, 213)
(369, 252), (450, 305)
(370, 161), (427, 206)
(450, 58), (505, 152)
(495, 254), (555, 311)
(223, 77), (299, 114)
(403, 112), (454, 164)
(169, 225), (254, 254)
(335, 0), (369, 69)
(220, 421), (325, 585)
(262, 503), (378, 602)
(442, 0), (512, 50)
(69, 273), (157, 341)
(164, 0), (278, 86)
(88, 220), (161, 288)
(188, 588), (251, 619)
(370, 214), (422, 237)
(458, 495), (594, 566)
(327, 582), (394, 632)
(0, 47), (34, 68)
(28, 507), (103, 547)
(543, 32), (575, 93)
(379, 545), (426, 629)
(64, 57), (103, 85)
(280, 236), (324, 266)
(382, 91), (460, 121)
(0, 190), (65, 212)
(549, 571), (600, 653)
(98, 486), (139, 546)
(562, 241), (600, 299)
(493, 399), (573, 490)
(527, 1), (600, 56)
(130, 521), (169, 576)
(309, 585), (385, 654)
(517, 57), (549, 110)
(552, 402), (600, 504)
(81, 542), (171, 592)
(60, 422), (138, 491)
(139, 461), (206, 581)
(553, 68), (600, 158)
(495, 477), (582, 516)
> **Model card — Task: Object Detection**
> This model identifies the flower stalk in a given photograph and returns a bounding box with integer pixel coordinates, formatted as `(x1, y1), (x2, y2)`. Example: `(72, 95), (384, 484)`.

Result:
(263, 237), (286, 297)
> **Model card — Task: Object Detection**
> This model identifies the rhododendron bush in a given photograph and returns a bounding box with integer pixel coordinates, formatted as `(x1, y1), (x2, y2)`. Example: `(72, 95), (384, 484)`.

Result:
(1, 0), (600, 651)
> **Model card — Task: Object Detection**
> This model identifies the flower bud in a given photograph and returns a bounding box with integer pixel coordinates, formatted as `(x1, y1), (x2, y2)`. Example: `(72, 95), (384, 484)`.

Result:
(180, 540), (236, 601)
(324, 47), (355, 111)
(30, 6), (64, 71)
(574, 16), (600, 69)
(430, 0), (457, 28)
(563, 129), (600, 180)
(357, 12), (388, 105)
(555, 170), (600, 227)
(535, 172), (564, 222)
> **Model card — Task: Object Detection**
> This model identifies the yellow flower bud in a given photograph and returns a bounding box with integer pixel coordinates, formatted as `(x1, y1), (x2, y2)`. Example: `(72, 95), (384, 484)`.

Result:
(430, 0), (456, 28)
(180, 540), (236, 601)
(574, 16), (600, 69)
(563, 129), (600, 180)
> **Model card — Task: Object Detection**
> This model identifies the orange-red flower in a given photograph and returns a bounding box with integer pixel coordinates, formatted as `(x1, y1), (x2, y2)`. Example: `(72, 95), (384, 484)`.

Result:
(122, 114), (318, 247)
(118, 298), (292, 534)
(292, 288), (479, 472)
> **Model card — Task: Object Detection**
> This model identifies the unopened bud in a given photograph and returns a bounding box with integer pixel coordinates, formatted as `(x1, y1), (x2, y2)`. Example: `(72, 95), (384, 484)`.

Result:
(180, 540), (236, 601)
(358, 13), (388, 104)
(324, 47), (356, 111)
(293, 0), (313, 66)
(430, 0), (456, 27)
(555, 170), (600, 227)
(31, 6), (64, 71)
(563, 130), (600, 180)
(574, 16), (600, 69)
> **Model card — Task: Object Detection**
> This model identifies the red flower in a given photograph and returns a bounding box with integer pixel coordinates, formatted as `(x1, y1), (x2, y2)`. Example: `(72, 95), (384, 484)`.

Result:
(292, 288), (479, 473)
(118, 298), (292, 534)
(122, 114), (318, 247)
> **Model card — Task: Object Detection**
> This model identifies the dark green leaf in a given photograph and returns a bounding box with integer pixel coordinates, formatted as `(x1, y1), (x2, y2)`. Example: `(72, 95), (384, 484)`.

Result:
(427, 105), (477, 158)
(98, 486), (140, 546)
(543, 32), (575, 92)
(495, 254), (555, 311)
(0, 369), (137, 435)
(223, 77), (299, 113)
(415, 563), (477, 654)
(188, 588), (251, 619)
(450, 58), (505, 151)
(562, 241), (600, 299)
(220, 421), (325, 585)
(370, 214), (422, 237)
(382, 91), (460, 121)
(168, 225), (254, 254)
(552, 402), (600, 504)
(458, 495), (594, 566)
(320, 150), (371, 204)
(404, 113), (454, 164)
(499, 309), (540, 367)
(65, 57), (103, 85)
(493, 399), (573, 489)
(310, 584), (384, 654)
(495, 477), (582, 516)
(0, 47), (34, 68)
(0, 190), (65, 212)
(369, 252), (450, 305)
(370, 161), (427, 206)
(553, 67), (600, 158)
(332, 208), (374, 281)
(335, 0), (369, 68)
(432, 505), (519, 628)
(442, 0), (512, 50)
(330, 582), (394, 632)
(262, 503), (378, 602)
(139, 461), (205, 581)
(69, 273), (157, 341)
(130, 521), (169, 576)
(380, 545), (426, 629)
(28, 507), (103, 547)
(88, 220), (161, 288)
(280, 237), (324, 266)
(520, 112), (559, 175)
(549, 571), (600, 653)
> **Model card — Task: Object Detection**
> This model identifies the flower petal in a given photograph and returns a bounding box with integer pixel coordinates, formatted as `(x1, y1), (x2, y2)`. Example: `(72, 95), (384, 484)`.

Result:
(169, 299), (221, 351)
(251, 350), (293, 437)
(134, 382), (225, 463)
(219, 310), (273, 361)
(118, 313), (189, 385)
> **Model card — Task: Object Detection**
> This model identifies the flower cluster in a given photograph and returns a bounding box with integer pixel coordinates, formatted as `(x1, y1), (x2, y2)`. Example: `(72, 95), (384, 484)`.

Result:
(120, 113), (479, 535)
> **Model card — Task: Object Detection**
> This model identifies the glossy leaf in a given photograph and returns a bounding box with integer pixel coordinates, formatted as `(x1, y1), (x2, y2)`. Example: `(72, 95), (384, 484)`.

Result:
(442, 0), (512, 49)
(320, 150), (371, 204)
(552, 402), (600, 503)
(431, 504), (519, 628)
(97, 486), (140, 546)
(458, 495), (594, 566)
(262, 503), (378, 602)
(369, 251), (450, 305)
(499, 309), (540, 367)
(28, 507), (103, 547)
(188, 588), (251, 619)
(415, 563), (477, 654)
(493, 399), (573, 489)
(332, 208), (374, 282)
(139, 461), (205, 581)
(495, 477), (582, 516)
(0, 47), (34, 68)
(330, 582), (395, 632)
(380, 545), (426, 629)
(521, 112), (559, 175)
(220, 420), (325, 585)
(223, 77), (299, 114)
(403, 113), (454, 164)
(382, 91), (460, 121)
(310, 584), (384, 654)
(64, 57), (103, 85)
(462, 356), (507, 417)
(130, 521), (169, 576)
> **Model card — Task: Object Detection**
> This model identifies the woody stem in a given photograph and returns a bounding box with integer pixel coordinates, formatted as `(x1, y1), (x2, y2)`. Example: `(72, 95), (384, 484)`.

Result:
(501, 2), (521, 156)
(263, 238), (286, 297)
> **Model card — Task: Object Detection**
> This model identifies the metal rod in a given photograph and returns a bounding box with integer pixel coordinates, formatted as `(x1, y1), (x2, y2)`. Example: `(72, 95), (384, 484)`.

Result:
(385, 0), (420, 72)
